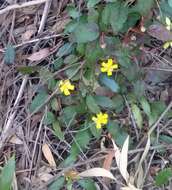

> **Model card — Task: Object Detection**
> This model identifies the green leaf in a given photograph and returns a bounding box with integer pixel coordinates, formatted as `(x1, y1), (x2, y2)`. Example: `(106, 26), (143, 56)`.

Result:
(17, 66), (39, 74)
(78, 179), (97, 190)
(140, 97), (151, 116)
(48, 176), (65, 190)
(63, 129), (91, 166)
(131, 0), (154, 16)
(107, 121), (128, 147)
(0, 156), (15, 190)
(110, 2), (128, 32)
(73, 22), (99, 43)
(87, 0), (101, 8)
(131, 104), (143, 129)
(43, 111), (55, 125)
(112, 95), (124, 113)
(56, 43), (74, 57)
(66, 4), (80, 19)
(87, 8), (99, 23)
(93, 95), (116, 109)
(98, 73), (119, 93)
(155, 168), (172, 186)
(64, 55), (79, 64)
(4, 45), (15, 64)
(101, 3), (111, 25)
(89, 122), (102, 139)
(50, 98), (59, 111)
(29, 91), (48, 113)
(52, 120), (64, 141)
(86, 95), (100, 114)
(159, 134), (172, 144)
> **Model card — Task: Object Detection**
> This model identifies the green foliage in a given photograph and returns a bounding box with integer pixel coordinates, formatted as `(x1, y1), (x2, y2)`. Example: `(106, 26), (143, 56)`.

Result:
(155, 168), (172, 186)
(4, 45), (15, 64)
(73, 22), (99, 43)
(0, 156), (15, 190)
(131, 104), (143, 129)
(78, 179), (97, 190)
(86, 95), (100, 114)
(48, 176), (65, 190)
(30, 90), (48, 113)
(87, 0), (101, 8)
(52, 120), (64, 141)
(43, 111), (55, 125)
(99, 74), (119, 92)
(93, 95), (116, 109)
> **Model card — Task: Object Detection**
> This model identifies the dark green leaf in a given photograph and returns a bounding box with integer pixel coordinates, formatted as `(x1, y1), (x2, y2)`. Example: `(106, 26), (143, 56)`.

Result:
(159, 135), (172, 144)
(17, 66), (39, 74)
(73, 22), (99, 43)
(30, 91), (48, 113)
(110, 2), (128, 32)
(111, 95), (124, 113)
(89, 122), (102, 139)
(43, 111), (55, 125)
(131, 104), (143, 129)
(87, 8), (99, 23)
(93, 95), (116, 109)
(99, 73), (119, 93)
(140, 97), (151, 116)
(87, 0), (101, 8)
(78, 179), (97, 190)
(4, 45), (15, 64)
(107, 121), (128, 147)
(66, 4), (80, 19)
(155, 168), (172, 186)
(64, 55), (79, 64)
(52, 120), (64, 141)
(86, 95), (100, 114)
(56, 43), (74, 57)
(0, 156), (15, 190)
(131, 0), (154, 15)
(48, 176), (65, 190)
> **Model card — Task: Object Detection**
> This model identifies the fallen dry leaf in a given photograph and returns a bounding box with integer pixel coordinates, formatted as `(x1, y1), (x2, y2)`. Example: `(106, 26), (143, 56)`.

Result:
(42, 143), (56, 168)
(9, 135), (23, 144)
(78, 168), (115, 180)
(147, 24), (172, 42)
(27, 48), (50, 61)
(22, 25), (37, 41)
(103, 150), (114, 171)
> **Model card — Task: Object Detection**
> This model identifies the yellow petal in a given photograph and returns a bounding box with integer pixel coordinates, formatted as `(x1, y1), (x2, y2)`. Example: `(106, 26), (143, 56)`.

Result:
(112, 64), (118, 69)
(101, 67), (108, 72)
(107, 71), (112, 76)
(101, 62), (107, 67)
(166, 17), (171, 26)
(64, 89), (70, 96)
(107, 59), (113, 66)
(96, 123), (102, 129)
(163, 42), (170, 49)
(68, 84), (75, 90)
(92, 116), (97, 122)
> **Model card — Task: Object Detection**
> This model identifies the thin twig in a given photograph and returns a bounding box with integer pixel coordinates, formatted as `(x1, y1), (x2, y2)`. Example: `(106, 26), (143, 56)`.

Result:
(0, 0), (47, 15)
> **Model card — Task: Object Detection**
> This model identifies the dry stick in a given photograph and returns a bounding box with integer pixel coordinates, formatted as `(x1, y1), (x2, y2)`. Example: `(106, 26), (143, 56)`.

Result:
(134, 101), (172, 188)
(0, 0), (47, 15)
(0, 76), (28, 150)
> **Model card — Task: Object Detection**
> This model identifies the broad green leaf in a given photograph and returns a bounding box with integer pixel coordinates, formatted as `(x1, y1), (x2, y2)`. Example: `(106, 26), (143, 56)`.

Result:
(140, 97), (151, 116)
(85, 40), (103, 63)
(133, 80), (145, 98)
(131, 0), (154, 15)
(17, 66), (39, 74)
(66, 4), (80, 19)
(159, 134), (172, 144)
(131, 104), (143, 129)
(0, 156), (15, 190)
(52, 58), (64, 71)
(73, 22), (99, 43)
(86, 95), (100, 114)
(50, 98), (59, 111)
(155, 168), (172, 186)
(93, 95), (116, 109)
(87, 0), (101, 8)
(30, 91), (48, 113)
(43, 111), (55, 125)
(52, 120), (64, 141)
(61, 106), (77, 125)
(107, 121), (128, 147)
(110, 2), (128, 32)
(65, 66), (80, 81)
(101, 3), (111, 25)
(64, 54), (79, 64)
(4, 45), (15, 64)
(48, 176), (65, 190)
(87, 8), (99, 23)
(112, 95), (124, 113)
(63, 129), (91, 166)
(89, 122), (102, 139)
(64, 20), (78, 33)
(56, 43), (74, 57)
(98, 73), (119, 93)
(78, 179), (97, 190)
(160, 1), (172, 17)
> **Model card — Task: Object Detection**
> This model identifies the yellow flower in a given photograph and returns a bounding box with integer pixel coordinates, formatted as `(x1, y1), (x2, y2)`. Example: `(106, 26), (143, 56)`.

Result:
(92, 112), (108, 129)
(100, 58), (118, 76)
(163, 41), (172, 49)
(59, 79), (75, 96)
(165, 17), (172, 31)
